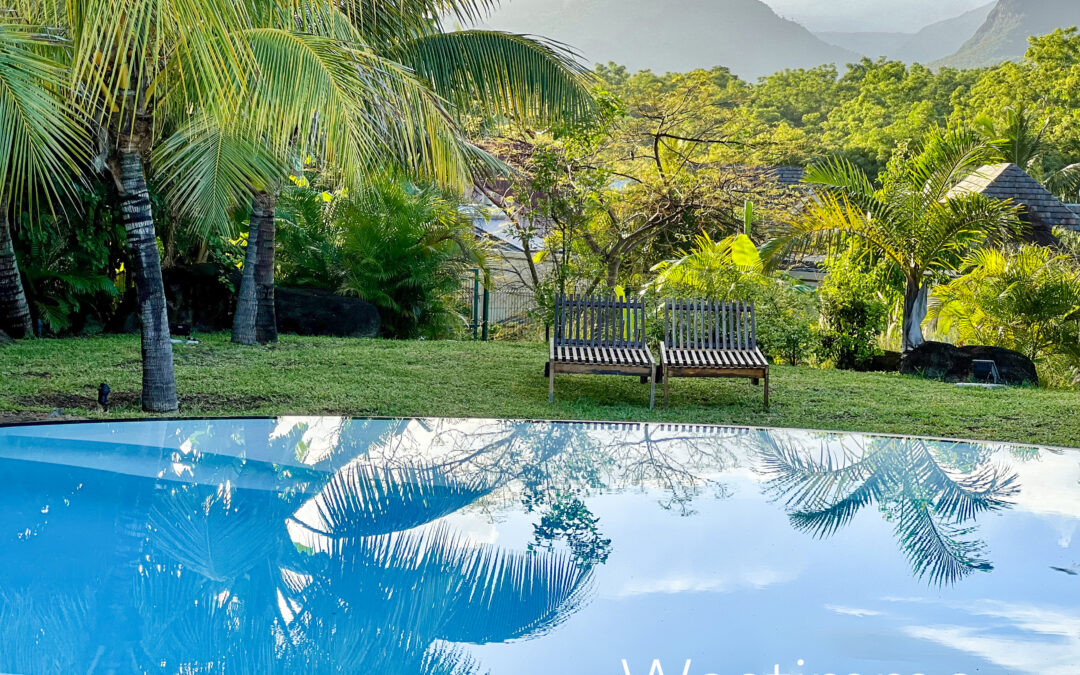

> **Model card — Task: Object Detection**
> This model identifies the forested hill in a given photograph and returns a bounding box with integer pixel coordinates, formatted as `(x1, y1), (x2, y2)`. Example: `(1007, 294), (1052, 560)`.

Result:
(478, 0), (858, 80)
(936, 0), (1080, 68)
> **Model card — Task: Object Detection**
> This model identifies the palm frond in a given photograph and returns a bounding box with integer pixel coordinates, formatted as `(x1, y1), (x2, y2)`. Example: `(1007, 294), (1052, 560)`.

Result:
(0, 23), (87, 215)
(395, 29), (593, 124)
(305, 462), (493, 538)
(152, 115), (283, 238)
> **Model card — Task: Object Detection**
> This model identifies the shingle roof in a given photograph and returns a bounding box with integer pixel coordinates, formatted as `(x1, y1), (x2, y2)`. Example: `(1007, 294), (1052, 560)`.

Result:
(769, 165), (806, 188)
(949, 163), (1080, 232)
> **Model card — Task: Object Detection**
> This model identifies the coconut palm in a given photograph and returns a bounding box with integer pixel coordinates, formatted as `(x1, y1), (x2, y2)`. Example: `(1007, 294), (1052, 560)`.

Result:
(974, 103), (1080, 200)
(769, 128), (1023, 351)
(11, 0), (263, 410)
(758, 436), (1019, 586)
(214, 0), (596, 345)
(0, 22), (86, 339)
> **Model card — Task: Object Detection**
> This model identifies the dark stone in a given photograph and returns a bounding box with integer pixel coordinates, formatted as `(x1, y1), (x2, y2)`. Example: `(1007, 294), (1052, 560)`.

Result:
(275, 287), (380, 338)
(0, 328), (12, 346)
(900, 341), (1038, 386)
(855, 350), (902, 373)
(162, 264), (237, 333)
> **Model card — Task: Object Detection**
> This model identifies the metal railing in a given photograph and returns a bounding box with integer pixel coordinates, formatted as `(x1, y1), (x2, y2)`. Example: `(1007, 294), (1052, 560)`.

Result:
(460, 270), (546, 341)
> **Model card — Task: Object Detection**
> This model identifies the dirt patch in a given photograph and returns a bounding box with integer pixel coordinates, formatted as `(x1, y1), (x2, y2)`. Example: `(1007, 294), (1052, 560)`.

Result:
(13, 392), (279, 412)
(0, 411), (86, 424)
(21, 371), (51, 378)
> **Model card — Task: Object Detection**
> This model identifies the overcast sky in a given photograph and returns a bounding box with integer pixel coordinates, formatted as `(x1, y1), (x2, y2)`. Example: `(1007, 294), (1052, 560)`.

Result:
(763, 0), (991, 33)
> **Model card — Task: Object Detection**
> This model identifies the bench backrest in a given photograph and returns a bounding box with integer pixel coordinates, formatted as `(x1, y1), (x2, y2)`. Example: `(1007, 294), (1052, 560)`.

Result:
(664, 299), (757, 350)
(554, 294), (646, 348)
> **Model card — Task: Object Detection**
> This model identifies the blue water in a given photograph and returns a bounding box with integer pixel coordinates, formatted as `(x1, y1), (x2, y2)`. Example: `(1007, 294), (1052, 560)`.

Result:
(0, 418), (1076, 675)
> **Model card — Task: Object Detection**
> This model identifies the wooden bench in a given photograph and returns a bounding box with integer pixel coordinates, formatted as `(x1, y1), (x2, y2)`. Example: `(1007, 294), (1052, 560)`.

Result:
(548, 295), (658, 408)
(660, 299), (769, 407)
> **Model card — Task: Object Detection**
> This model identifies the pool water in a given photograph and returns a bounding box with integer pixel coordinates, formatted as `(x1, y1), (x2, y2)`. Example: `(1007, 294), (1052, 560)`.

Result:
(0, 418), (1076, 674)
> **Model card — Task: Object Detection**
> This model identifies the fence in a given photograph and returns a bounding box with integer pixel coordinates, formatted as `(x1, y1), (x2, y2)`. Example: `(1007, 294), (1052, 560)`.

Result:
(459, 270), (546, 341)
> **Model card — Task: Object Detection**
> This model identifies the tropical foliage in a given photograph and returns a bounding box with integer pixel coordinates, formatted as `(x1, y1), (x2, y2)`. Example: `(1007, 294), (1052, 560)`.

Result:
(278, 181), (486, 339)
(759, 435), (1020, 586)
(929, 246), (1080, 384)
(770, 128), (1023, 352)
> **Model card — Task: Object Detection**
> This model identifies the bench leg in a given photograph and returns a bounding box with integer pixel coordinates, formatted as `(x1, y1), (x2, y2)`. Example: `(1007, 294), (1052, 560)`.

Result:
(649, 366), (656, 409)
(663, 368), (670, 406)
(549, 362), (555, 403)
(751, 378), (760, 386)
(764, 370), (770, 408)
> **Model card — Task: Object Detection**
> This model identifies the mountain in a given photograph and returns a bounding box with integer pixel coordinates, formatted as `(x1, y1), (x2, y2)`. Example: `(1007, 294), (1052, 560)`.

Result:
(818, 2), (995, 64)
(817, 31), (911, 58)
(477, 0), (860, 80)
(893, 1), (996, 62)
(936, 0), (1080, 68)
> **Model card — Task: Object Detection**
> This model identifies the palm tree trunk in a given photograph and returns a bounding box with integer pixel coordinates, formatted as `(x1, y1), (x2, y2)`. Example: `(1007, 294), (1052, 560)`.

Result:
(0, 202), (33, 339)
(253, 190), (278, 344)
(902, 274), (929, 352)
(231, 205), (262, 345)
(115, 146), (179, 412)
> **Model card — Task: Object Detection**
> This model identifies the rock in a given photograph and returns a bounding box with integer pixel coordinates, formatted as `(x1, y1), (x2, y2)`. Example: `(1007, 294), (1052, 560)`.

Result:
(162, 264), (237, 333)
(856, 350), (902, 373)
(900, 341), (1038, 386)
(276, 287), (381, 338)
(0, 329), (12, 346)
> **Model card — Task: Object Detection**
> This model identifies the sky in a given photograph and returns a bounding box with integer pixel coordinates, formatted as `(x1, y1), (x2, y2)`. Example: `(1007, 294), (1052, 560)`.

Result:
(764, 0), (991, 33)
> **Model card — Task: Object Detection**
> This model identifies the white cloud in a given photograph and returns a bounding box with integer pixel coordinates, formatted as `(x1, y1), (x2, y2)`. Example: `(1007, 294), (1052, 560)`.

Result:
(825, 604), (882, 617)
(903, 602), (1080, 675)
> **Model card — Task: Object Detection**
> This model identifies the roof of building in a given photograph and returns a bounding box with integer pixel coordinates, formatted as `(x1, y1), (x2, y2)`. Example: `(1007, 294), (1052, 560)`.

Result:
(948, 163), (1080, 233)
(769, 165), (807, 188)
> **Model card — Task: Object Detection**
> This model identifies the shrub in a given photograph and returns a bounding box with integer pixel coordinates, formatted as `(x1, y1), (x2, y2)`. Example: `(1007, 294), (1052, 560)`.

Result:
(753, 277), (819, 366)
(816, 245), (894, 370)
(278, 181), (487, 339)
(929, 246), (1080, 386)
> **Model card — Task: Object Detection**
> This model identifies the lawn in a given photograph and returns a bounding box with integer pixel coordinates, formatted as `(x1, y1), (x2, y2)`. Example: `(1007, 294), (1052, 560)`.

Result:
(1, 333), (1077, 447)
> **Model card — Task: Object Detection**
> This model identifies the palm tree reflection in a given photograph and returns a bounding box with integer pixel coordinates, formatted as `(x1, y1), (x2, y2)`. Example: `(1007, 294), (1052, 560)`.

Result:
(758, 435), (1020, 585)
(0, 417), (746, 673)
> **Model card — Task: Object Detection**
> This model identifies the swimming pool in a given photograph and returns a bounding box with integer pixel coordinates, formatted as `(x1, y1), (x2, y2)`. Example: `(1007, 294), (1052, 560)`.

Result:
(0, 417), (1075, 674)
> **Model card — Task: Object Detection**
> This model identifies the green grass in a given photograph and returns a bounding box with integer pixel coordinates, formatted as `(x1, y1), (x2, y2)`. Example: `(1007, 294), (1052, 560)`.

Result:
(1, 333), (1078, 447)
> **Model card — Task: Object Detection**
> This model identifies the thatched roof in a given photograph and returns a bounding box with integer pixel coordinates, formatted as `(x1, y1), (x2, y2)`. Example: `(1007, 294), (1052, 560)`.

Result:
(948, 163), (1080, 243)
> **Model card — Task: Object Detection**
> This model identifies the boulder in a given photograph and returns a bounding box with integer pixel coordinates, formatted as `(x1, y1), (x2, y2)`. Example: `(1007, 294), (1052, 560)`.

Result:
(276, 287), (380, 338)
(0, 328), (12, 346)
(162, 263), (237, 333)
(856, 350), (902, 373)
(900, 341), (1038, 386)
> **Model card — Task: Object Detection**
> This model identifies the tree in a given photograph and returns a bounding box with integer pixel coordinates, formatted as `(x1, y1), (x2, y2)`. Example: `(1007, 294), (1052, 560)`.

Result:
(205, 2), (596, 346)
(0, 23), (86, 339)
(19, 0), (261, 410)
(770, 128), (1023, 352)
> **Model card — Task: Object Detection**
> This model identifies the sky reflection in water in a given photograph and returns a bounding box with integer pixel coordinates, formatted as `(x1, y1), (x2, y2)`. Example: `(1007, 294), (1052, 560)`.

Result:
(0, 418), (1076, 674)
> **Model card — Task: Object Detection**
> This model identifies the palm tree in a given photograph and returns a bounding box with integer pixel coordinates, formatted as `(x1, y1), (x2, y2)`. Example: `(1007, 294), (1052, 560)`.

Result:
(0, 22), (86, 339)
(758, 436), (1019, 586)
(14, 0), (262, 410)
(769, 128), (1023, 351)
(218, 1), (596, 345)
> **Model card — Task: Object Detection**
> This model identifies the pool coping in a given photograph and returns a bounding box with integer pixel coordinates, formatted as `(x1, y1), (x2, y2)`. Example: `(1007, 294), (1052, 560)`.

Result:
(0, 414), (1077, 454)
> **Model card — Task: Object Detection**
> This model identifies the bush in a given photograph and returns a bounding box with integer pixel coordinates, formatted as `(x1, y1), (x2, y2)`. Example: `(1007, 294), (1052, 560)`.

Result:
(277, 180), (487, 339)
(753, 277), (819, 366)
(817, 245), (894, 370)
(929, 246), (1080, 387)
